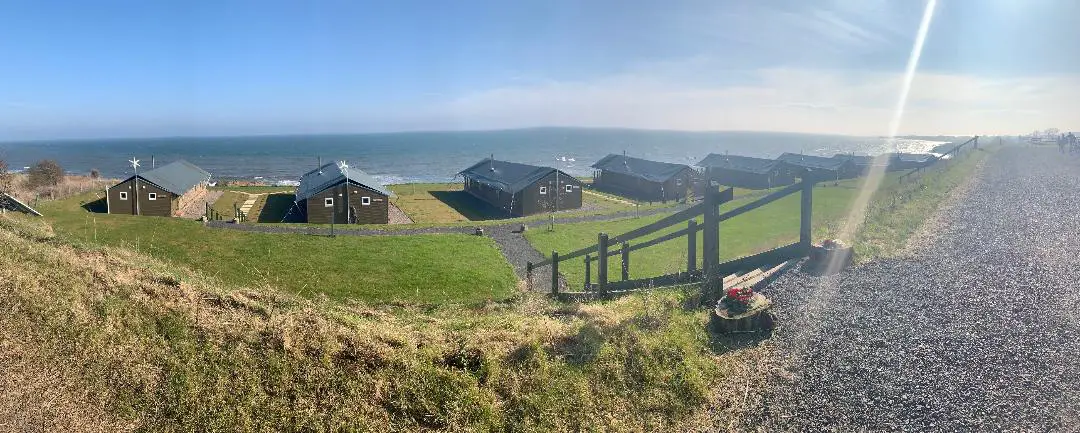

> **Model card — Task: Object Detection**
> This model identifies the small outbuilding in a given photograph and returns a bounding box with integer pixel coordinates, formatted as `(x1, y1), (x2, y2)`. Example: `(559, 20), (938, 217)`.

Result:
(460, 158), (583, 217)
(590, 154), (700, 202)
(295, 162), (394, 224)
(696, 154), (795, 190)
(107, 160), (211, 217)
(776, 153), (859, 181)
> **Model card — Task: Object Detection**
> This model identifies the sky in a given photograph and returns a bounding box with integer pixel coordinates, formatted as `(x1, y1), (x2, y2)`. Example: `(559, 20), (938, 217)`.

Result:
(1, 0), (1078, 140)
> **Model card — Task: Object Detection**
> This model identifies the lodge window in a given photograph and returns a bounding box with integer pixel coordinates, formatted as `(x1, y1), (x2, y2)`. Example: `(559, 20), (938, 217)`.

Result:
(675, 179), (683, 186)
(539, 186), (547, 195)
(565, 184), (573, 193)
(361, 196), (371, 206)
(148, 193), (157, 201)
(119, 192), (128, 200)
(324, 197), (334, 207)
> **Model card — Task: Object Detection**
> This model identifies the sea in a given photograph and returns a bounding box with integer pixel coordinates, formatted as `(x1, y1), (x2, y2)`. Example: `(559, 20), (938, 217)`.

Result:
(0, 128), (954, 186)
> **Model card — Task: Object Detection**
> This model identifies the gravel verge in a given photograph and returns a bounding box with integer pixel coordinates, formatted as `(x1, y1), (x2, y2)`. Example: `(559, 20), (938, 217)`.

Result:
(744, 147), (1080, 431)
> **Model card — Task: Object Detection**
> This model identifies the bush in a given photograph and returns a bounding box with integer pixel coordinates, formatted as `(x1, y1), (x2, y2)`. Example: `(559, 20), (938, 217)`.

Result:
(27, 159), (64, 189)
(0, 159), (11, 193)
(90, 169), (100, 179)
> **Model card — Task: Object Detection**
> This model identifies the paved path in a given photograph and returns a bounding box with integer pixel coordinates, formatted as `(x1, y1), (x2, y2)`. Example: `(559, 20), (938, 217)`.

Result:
(749, 147), (1080, 431)
(207, 202), (690, 285)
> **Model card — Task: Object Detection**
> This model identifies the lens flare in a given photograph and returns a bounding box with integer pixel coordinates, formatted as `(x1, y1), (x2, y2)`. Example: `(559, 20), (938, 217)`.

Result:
(827, 0), (938, 275)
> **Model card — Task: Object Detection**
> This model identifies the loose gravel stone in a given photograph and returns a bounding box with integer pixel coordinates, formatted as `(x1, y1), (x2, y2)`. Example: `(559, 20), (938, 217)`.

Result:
(747, 147), (1080, 431)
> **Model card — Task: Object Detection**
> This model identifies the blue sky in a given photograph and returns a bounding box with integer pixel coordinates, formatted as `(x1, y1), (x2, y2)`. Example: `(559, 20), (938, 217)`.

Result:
(1, 0), (1078, 139)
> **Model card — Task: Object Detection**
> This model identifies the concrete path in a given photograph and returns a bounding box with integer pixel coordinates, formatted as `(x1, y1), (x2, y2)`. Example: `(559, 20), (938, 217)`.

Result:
(238, 198), (256, 215)
(746, 147), (1080, 430)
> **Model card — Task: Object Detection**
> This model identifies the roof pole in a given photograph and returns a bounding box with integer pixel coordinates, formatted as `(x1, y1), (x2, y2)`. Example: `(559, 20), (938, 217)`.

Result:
(129, 157), (141, 216)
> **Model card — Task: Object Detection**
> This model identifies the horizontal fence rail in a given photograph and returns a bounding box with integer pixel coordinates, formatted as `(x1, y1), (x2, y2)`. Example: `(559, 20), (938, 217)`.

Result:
(527, 180), (820, 300)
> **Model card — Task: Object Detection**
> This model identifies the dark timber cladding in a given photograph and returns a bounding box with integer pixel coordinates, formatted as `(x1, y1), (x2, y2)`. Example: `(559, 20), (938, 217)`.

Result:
(590, 154), (701, 201)
(459, 158), (583, 217)
(697, 154), (795, 190)
(295, 162), (394, 224)
(776, 152), (859, 181)
(106, 160), (210, 217)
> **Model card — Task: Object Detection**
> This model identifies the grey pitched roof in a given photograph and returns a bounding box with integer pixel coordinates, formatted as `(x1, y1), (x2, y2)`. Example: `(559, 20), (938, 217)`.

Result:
(777, 153), (851, 172)
(590, 154), (692, 183)
(0, 192), (42, 216)
(833, 154), (887, 166)
(697, 154), (780, 175)
(459, 158), (577, 194)
(295, 162), (394, 201)
(111, 160), (210, 196)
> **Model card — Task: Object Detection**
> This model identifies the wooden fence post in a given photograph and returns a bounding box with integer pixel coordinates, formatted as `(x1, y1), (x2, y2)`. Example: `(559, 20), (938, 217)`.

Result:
(598, 233), (609, 296)
(702, 188), (720, 279)
(584, 255), (592, 291)
(526, 262), (533, 292)
(551, 251), (560, 295)
(687, 220), (697, 273)
(800, 180), (813, 251)
(621, 242), (630, 281)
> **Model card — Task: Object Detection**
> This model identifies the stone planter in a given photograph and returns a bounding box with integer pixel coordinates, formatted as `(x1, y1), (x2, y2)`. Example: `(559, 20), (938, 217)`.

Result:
(806, 243), (854, 275)
(710, 293), (775, 334)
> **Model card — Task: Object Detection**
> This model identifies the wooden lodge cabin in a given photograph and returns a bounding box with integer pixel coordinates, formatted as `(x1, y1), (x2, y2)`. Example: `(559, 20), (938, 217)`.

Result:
(459, 158), (583, 217)
(589, 154), (701, 202)
(0, 192), (42, 216)
(107, 160), (211, 217)
(294, 162), (394, 224)
(776, 152), (860, 181)
(833, 153), (889, 175)
(696, 154), (795, 190)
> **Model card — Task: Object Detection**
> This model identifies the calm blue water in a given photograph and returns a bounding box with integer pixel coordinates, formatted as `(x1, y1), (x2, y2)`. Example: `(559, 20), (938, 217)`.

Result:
(0, 128), (949, 185)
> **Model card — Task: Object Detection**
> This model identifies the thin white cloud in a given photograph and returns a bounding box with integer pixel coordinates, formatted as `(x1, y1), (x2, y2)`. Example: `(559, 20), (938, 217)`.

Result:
(404, 61), (1080, 135)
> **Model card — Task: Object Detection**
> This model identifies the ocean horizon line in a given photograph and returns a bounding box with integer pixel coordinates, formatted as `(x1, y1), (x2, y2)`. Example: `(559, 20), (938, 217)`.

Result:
(0, 126), (972, 145)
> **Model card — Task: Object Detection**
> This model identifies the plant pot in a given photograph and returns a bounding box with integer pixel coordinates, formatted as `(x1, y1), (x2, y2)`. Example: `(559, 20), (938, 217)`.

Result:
(710, 293), (775, 333)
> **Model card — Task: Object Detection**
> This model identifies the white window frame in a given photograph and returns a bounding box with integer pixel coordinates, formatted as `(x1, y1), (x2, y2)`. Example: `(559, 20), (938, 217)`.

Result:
(565, 184), (573, 193)
(324, 197), (334, 207)
(675, 179), (683, 186)
(147, 192), (157, 201)
(539, 186), (547, 195)
(361, 196), (371, 206)
(119, 191), (128, 200)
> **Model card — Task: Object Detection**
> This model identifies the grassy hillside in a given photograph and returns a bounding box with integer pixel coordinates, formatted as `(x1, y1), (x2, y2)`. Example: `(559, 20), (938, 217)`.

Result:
(35, 193), (517, 304)
(0, 213), (758, 432)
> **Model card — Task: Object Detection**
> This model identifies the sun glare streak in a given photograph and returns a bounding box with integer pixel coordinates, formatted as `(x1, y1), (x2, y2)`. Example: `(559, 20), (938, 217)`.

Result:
(828, 0), (938, 274)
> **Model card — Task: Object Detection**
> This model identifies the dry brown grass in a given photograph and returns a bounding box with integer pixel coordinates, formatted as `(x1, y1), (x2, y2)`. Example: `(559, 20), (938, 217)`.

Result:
(7, 174), (114, 204)
(0, 212), (764, 432)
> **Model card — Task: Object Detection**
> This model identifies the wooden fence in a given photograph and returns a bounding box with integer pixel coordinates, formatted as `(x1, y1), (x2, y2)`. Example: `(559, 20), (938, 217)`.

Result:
(204, 203), (224, 221)
(528, 180), (817, 300)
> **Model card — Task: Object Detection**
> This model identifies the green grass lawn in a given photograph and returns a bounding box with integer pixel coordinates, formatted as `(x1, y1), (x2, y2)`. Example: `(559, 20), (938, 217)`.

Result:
(36, 192), (518, 304)
(525, 180), (867, 287)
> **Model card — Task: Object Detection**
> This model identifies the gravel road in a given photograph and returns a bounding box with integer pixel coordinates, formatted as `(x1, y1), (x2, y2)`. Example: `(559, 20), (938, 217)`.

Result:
(749, 147), (1080, 431)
